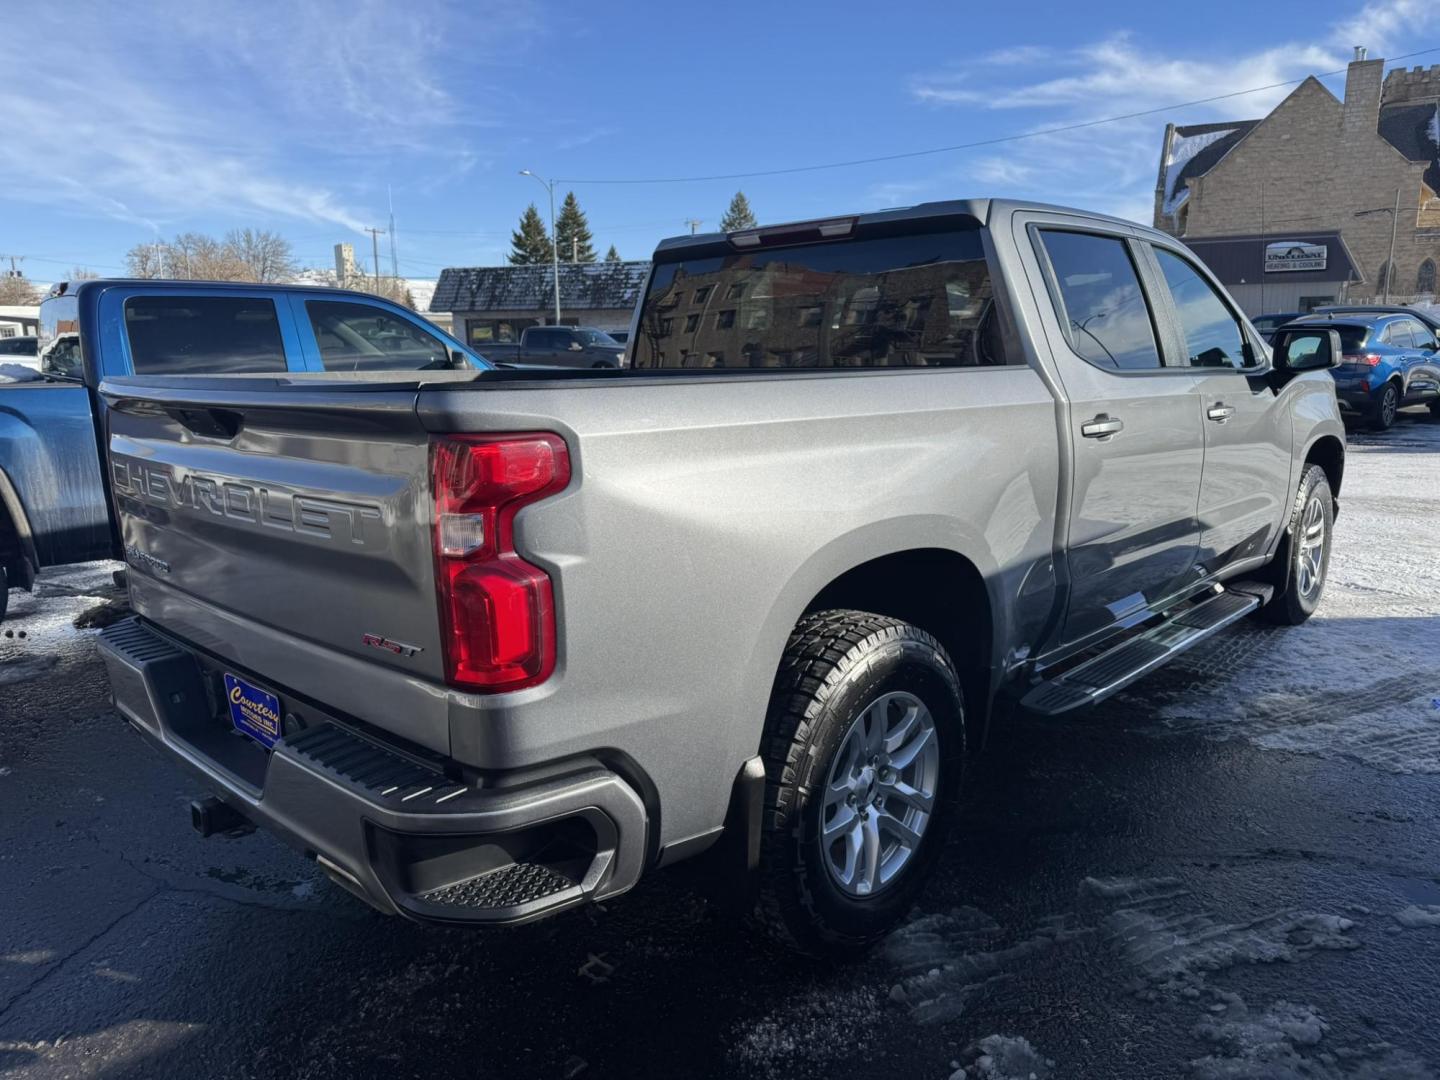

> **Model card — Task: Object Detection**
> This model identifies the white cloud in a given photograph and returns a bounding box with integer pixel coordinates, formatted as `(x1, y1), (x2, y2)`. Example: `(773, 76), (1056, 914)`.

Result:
(0, 1), (538, 236)
(898, 1), (1440, 224)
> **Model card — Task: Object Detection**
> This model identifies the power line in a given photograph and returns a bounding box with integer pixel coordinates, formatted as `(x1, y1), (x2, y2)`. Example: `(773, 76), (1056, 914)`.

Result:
(556, 46), (1440, 186)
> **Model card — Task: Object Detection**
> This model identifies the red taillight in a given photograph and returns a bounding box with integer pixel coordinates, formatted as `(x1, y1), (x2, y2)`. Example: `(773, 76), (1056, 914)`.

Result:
(1343, 353), (1383, 367)
(431, 434), (570, 691)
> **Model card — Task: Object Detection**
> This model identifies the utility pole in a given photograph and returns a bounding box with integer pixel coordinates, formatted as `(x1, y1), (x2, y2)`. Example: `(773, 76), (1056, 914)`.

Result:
(387, 186), (399, 282)
(1385, 186), (1400, 303)
(520, 170), (562, 324)
(364, 227), (386, 294)
(1353, 187), (1402, 303)
(685, 219), (702, 235)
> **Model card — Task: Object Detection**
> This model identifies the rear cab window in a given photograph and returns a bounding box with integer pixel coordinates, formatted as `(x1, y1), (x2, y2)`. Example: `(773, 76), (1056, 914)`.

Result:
(124, 296), (287, 374)
(1036, 230), (1162, 370)
(632, 223), (1017, 370)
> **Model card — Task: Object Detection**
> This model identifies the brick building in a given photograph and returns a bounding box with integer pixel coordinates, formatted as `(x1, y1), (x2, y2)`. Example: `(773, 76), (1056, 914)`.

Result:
(1155, 48), (1440, 314)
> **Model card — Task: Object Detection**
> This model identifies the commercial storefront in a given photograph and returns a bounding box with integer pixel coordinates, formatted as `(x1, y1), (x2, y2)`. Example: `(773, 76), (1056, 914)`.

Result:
(1182, 232), (1362, 317)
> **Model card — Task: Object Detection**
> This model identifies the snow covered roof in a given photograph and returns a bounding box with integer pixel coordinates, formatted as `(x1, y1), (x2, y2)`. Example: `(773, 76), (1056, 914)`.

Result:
(1161, 121), (1260, 216)
(430, 261), (651, 314)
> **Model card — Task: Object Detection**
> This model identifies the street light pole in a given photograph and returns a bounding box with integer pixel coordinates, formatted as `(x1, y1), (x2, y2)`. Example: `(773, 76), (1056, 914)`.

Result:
(520, 170), (562, 325)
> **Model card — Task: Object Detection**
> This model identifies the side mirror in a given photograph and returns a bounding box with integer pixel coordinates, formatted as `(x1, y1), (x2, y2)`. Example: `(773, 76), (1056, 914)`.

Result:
(1272, 328), (1342, 373)
(449, 348), (468, 368)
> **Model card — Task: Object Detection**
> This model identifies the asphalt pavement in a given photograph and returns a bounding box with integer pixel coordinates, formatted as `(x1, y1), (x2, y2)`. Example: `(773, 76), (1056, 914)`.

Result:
(2, 410), (1439, 1080)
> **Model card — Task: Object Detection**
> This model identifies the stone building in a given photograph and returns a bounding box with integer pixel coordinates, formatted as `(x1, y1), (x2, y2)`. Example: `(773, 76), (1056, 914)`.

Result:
(429, 261), (651, 348)
(1154, 48), (1440, 314)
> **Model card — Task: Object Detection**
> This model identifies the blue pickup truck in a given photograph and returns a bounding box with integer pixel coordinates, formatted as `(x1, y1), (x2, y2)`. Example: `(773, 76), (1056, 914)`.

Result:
(0, 279), (488, 619)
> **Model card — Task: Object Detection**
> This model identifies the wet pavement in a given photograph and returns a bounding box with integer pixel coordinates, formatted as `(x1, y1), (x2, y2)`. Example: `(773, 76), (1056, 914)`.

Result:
(2, 411), (1440, 1080)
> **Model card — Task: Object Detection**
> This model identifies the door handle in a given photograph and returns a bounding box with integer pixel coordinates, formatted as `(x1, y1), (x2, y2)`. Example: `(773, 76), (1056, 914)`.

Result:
(1080, 414), (1124, 439)
(1207, 404), (1236, 423)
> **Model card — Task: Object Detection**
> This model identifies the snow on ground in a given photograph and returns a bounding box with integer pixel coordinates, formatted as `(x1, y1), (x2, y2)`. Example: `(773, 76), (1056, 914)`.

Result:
(1151, 413), (1440, 774)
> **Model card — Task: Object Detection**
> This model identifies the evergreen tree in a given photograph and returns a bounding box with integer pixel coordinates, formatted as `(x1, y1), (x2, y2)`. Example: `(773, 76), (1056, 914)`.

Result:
(720, 190), (758, 232)
(604, 244), (621, 263)
(554, 191), (596, 263)
(509, 204), (554, 265)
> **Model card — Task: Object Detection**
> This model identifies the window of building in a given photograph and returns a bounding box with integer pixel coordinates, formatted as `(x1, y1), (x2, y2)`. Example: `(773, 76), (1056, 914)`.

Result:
(632, 226), (1017, 370)
(1152, 248), (1251, 369)
(124, 296), (288, 374)
(1037, 231), (1161, 370)
(1419, 259), (1437, 296)
(692, 286), (712, 304)
(307, 300), (449, 371)
(685, 313), (700, 332)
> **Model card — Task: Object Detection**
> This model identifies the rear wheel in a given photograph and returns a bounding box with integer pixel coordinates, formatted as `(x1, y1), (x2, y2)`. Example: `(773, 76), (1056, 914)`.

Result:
(1372, 381), (1400, 430)
(752, 609), (964, 957)
(1258, 464), (1333, 625)
(1429, 398), (1440, 419)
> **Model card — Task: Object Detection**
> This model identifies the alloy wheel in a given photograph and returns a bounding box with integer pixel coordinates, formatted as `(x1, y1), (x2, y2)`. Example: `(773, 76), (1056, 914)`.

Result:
(819, 691), (940, 898)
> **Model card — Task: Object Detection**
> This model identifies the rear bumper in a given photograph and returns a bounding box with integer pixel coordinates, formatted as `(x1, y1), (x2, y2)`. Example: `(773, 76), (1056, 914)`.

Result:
(97, 617), (648, 926)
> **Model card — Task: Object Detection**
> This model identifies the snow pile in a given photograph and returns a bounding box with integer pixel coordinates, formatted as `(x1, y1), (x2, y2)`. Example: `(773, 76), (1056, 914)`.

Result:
(949, 1034), (1053, 1079)
(1163, 127), (1239, 215)
(1191, 997), (1432, 1079)
(1394, 904), (1440, 928)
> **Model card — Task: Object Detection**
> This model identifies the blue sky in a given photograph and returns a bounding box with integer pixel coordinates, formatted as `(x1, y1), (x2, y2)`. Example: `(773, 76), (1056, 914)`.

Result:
(2, 0), (1436, 285)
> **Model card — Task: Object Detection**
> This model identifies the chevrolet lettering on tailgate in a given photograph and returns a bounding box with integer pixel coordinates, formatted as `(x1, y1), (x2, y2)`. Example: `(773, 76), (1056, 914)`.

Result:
(110, 454), (383, 549)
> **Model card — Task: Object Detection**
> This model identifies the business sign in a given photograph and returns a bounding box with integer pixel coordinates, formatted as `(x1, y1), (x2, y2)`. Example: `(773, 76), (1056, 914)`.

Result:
(1265, 241), (1328, 273)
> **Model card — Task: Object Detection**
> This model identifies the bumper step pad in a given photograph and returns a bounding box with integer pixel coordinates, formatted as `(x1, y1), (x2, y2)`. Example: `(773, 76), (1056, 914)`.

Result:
(419, 862), (576, 910)
(1021, 587), (1260, 716)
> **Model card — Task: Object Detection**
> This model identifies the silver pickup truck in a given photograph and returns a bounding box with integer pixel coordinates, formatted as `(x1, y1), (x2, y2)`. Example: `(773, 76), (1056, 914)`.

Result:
(96, 200), (1345, 957)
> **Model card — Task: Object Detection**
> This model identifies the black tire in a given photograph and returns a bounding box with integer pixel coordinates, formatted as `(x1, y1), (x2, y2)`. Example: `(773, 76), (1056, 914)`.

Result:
(1258, 464), (1333, 626)
(751, 609), (965, 957)
(1371, 381), (1400, 430)
(1429, 398), (1440, 420)
(0, 566), (8, 624)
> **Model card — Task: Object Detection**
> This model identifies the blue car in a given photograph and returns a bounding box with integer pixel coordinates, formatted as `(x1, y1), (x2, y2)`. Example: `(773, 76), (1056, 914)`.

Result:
(1284, 312), (1440, 430)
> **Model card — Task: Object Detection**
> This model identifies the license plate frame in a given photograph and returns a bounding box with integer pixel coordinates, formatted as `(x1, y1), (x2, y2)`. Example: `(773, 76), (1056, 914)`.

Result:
(223, 673), (283, 749)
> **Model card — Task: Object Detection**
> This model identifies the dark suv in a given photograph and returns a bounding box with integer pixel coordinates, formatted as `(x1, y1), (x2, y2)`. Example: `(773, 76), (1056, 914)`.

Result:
(1285, 311), (1440, 428)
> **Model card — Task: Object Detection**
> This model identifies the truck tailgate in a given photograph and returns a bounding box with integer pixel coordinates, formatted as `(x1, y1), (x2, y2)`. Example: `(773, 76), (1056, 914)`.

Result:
(103, 378), (448, 685)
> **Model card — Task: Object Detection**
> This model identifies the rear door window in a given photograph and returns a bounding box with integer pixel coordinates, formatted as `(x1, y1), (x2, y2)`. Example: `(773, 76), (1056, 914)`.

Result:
(1383, 321), (1414, 348)
(633, 226), (1017, 369)
(306, 300), (449, 371)
(124, 296), (287, 374)
(1038, 231), (1161, 370)
(1152, 247), (1251, 369)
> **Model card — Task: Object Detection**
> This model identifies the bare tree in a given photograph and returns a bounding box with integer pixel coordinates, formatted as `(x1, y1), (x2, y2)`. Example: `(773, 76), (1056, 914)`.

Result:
(339, 260), (415, 309)
(226, 228), (297, 283)
(124, 231), (296, 282)
(68, 266), (100, 281)
(0, 275), (41, 305)
(125, 241), (168, 279)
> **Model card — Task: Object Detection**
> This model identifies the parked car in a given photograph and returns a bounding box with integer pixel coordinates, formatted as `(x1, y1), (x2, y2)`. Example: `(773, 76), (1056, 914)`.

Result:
(95, 200), (1344, 957)
(1281, 311), (1440, 428)
(1251, 312), (1305, 343)
(477, 325), (626, 368)
(1314, 303), (1440, 335)
(0, 335), (39, 362)
(0, 280), (488, 620)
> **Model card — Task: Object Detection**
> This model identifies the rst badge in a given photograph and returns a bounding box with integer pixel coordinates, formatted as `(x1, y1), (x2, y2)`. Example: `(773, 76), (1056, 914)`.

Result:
(361, 633), (423, 658)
